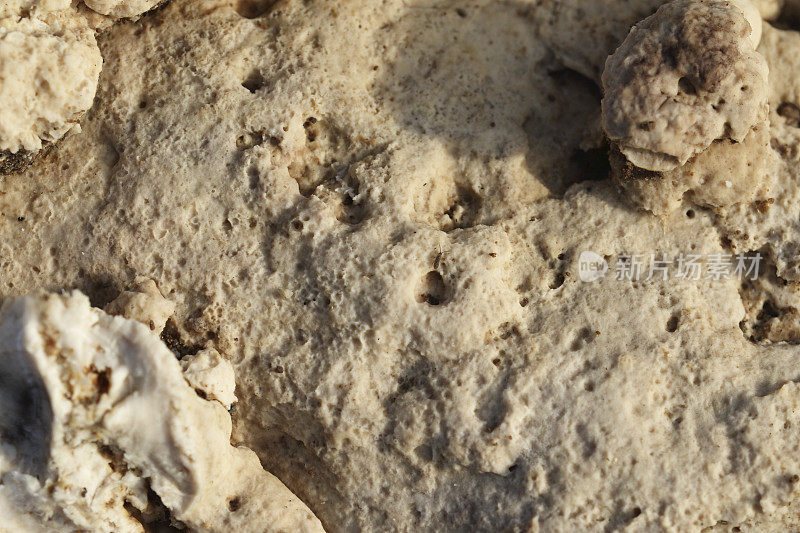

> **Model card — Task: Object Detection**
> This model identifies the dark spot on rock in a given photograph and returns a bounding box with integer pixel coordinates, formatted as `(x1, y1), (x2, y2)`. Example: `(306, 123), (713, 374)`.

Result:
(778, 102), (800, 128)
(90, 365), (112, 396)
(678, 76), (697, 96)
(228, 496), (242, 512)
(550, 272), (566, 290)
(754, 198), (774, 214)
(666, 314), (680, 333)
(242, 69), (267, 93)
(234, 0), (276, 18)
(419, 271), (447, 306)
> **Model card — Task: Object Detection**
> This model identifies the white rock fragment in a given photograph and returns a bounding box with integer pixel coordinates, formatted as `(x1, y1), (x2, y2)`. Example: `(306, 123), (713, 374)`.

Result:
(0, 291), (324, 533)
(602, 0), (772, 214)
(602, 0), (768, 172)
(104, 278), (175, 334)
(0, 15), (102, 159)
(0, 0), (165, 174)
(82, 0), (164, 19)
(181, 347), (238, 409)
(754, 0), (785, 19)
(0, 0), (72, 19)
(731, 0), (763, 47)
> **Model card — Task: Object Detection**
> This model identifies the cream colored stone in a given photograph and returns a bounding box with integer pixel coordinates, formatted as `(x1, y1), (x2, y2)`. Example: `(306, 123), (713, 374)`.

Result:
(0, 15), (101, 155)
(181, 347), (238, 409)
(602, 0), (768, 172)
(104, 277), (175, 333)
(611, 119), (772, 214)
(731, 0), (764, 47)
(1, 0), (800, 531)
(82, 0), (163, 19)
(0, 291), (323, 532)
(752, 0), (785, 19)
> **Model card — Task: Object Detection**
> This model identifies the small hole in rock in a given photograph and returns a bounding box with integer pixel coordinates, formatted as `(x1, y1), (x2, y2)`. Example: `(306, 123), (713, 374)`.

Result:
(228, 497), (242, 512)
(234, 0), (276, 18)
(550, 272), (566, 290)
(685, 209), (695, 219)
(778, 102), (800, 128)
(242, 69), (266, 93)
(678, 76), (697, 96)
(666, 315), (680, 333)
(419, 271), (447, 306)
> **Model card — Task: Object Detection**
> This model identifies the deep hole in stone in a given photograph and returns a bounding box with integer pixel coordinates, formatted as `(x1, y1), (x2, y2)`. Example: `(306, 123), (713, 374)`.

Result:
(234, 0), (277, 18)
(678, 76), (697, 96)
(419, 271), (447, 306)
(778, 102), (800, 128)
(666, 314), (680, 333)
(242, 69), (266, 93)
(228, 496), (242, 512)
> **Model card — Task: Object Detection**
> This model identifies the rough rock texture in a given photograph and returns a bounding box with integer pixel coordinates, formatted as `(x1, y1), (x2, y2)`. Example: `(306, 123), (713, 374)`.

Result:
(610, 119), (773, 215)
(104, 277), (175, 333)
(0, 12), (101, 158)
(602, 0), (773, 215)
(602, 0), (768, 172)
(0, 291), (323, 532)
(532, 0), (667, 82)
(0, 0), (174, 174)
(3, 0), (800, 531)
(182, 346), (238, 409)
(715, 22), (800, 279)
(83, 0), (164, 19)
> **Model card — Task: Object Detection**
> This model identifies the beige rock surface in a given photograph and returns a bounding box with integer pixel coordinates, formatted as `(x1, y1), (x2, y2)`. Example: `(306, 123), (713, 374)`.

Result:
(753, 0), (785, 19)
(182, 346), (238, 408)
(0, 12), (101, 158)
(602, 0), (769, 172)
(0, 0), (172, 174)
(0, 291), (323, 532)
(610, 119), (773, 215)
(104, 277), (176, 333)
(83, 0), (164, 19)
(3, 0), (800, 531)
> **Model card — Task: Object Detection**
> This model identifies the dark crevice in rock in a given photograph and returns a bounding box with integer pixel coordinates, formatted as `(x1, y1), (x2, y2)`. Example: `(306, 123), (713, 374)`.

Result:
(160, 319), (204, 359)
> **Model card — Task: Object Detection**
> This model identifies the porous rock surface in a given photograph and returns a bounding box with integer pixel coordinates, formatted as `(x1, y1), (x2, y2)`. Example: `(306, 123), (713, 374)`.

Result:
(602, 0), (768, 172)
(4, 0), (800, 531)
(0, 291), (323, 532)
(0, 8), (102, 165)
